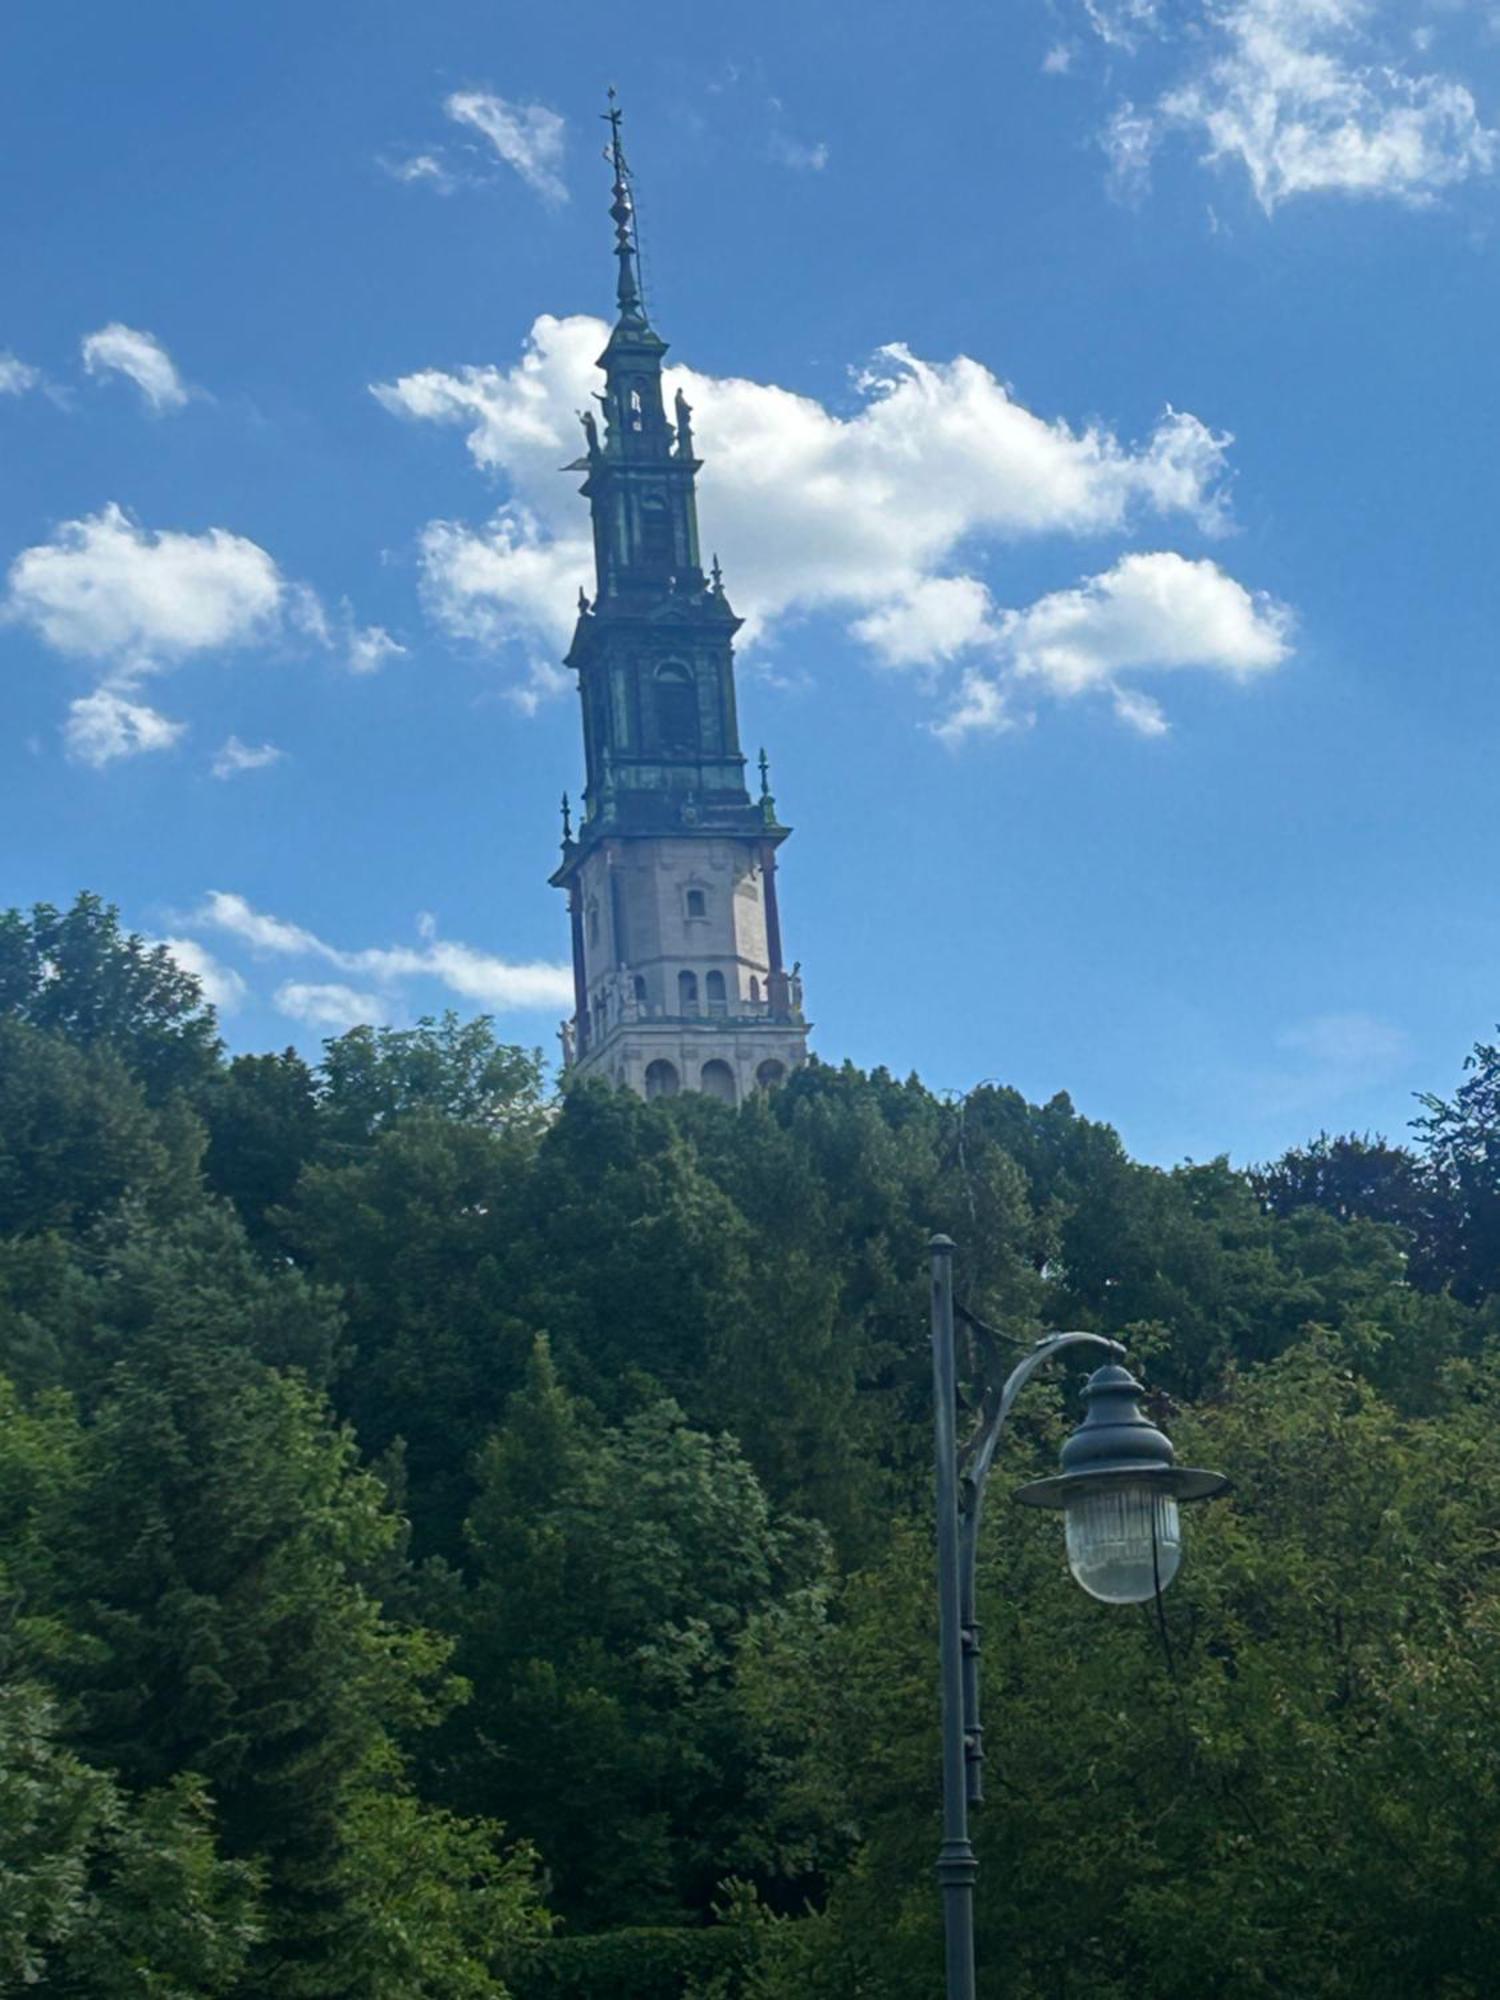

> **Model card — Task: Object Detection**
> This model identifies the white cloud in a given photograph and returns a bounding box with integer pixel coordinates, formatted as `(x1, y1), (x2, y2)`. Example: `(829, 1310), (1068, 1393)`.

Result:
(382, 152), (455, 191)
(158, 936), (248, 1013)
(346, 622), (406, 675)
(444, 91), (567, 203)
(373, 311), (1236, 706)
(62, 688), (187, 766)
(1278, 1010), (1409, 1071)
(1103, 0), (1497, 210)
(768, 131), (830, 170)
(936, 551), (1292, 740)
(7, 506), (395, 756)
(934, 670), (1018, 740)
(193, 891), (326, 956)
(1084, 0), (1161, 51)
(275, 981), (388, 1030)
(505, 656), (574, 716)
(0, 353), (40, 396)
(6, 504), (282, 671)
(1004, 550), (1290, 688)
(1043, 44), (1077, 74)
(81, 323), (191, 412)
(1168, 0), (1496, 210)
(414, 508), (587, 658)
(211, 735), (284, 779)
(351, 940), (577, 1010)
(1104, 102), (1160, 201)
(190, 890), (574, 1014)
(292, 586), (405, 673)
(852, 576), (998, 669)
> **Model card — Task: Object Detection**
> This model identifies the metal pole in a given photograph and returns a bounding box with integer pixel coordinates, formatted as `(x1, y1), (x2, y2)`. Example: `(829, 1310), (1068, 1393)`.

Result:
(931, 1234), (978, 2000)
(960, 1521), (985, 1807)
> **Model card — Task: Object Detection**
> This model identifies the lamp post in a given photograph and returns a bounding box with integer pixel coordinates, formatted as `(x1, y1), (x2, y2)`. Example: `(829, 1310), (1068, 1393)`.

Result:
(929, 1234), (1228, 2000)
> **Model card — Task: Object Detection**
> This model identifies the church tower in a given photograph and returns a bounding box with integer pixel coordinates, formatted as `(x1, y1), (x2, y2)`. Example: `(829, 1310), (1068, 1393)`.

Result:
(551, 99), (808, 1103)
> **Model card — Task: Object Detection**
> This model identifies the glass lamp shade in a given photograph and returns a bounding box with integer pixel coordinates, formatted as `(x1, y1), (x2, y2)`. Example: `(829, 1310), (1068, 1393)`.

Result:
(1063, 1482), (1181, 1604)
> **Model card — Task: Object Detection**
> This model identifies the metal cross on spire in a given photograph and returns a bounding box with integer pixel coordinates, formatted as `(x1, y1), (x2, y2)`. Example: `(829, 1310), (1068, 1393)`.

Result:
(603, 86), (646, 325)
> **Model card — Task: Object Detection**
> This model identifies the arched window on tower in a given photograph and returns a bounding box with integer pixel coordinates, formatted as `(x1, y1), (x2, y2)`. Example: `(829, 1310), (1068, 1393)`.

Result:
(633, 973), (649, 1012)
(629, 386), (644, 432)
(655, 665), (699, 754)
(701, 1060), (737, 1104)
(705, 970), (727, 1017)
(639, 494), (673, 570)
(749, 975), (761, 1005)
(645, 1059), (679, 1099)
(678, 969), (699, 1014)
(685, 887), (707, 920)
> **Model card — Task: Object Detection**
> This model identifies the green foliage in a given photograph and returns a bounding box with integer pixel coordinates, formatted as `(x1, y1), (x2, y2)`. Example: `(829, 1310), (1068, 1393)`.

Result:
(8, 889), (1500, 1994)
(0, 1678), (261, 1997)
(445, 1340), (840, 1928)
(1414, 1030), (1500, 1302)
(0, 895), (220, 1102)
(317, 1014), (547, 1147)
(329, 1763), (546, 1998)
(501, 1928), (752, 2000)
(0, 1019), (203, 1238)
(282, 1111), (536, 1556)
(199, 1050), (322, 1246)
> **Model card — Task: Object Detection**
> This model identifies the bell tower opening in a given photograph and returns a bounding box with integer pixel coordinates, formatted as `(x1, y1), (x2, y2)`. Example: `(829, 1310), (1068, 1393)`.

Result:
(655, 664), (698, 753)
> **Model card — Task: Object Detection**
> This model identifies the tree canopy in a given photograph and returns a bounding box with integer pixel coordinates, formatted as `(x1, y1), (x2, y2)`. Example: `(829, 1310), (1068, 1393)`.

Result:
(3, 892), (1500, 1997)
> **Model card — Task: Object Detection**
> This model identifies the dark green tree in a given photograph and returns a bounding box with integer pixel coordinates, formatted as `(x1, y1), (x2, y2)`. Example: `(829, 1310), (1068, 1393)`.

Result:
(447, 1339), (837, 1931)
(199, 1049), (322, 1247)
(1414, 1030), (1500, 1303)
(0, 896), (220, 1102)
(0, 1017), (203, 1239)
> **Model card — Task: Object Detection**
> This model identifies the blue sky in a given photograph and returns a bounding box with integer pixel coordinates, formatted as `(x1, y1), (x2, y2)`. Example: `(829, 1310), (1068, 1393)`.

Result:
(3, 0), (1498, 1166)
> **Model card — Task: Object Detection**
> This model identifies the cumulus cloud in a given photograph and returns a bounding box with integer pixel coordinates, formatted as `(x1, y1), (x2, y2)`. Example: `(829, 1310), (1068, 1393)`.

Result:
(936, 551), (1292, 741)
(1092, 0), (1496, 210)
(852, 576), (998, 669)
(81, 323), (191, 411)
(158, 936), (248, 1013)
(189, 890), (573, 1015)
(63, 687), (187, 766)
(6, 505), (395, 761)
(0, 353), (40, 396)
(275, 981), (388, 1030)
(374, 311), (1240, 712)
(7, 504), (282, 670)
(211, 735), (284, 779)
(444, 91), (568, 203)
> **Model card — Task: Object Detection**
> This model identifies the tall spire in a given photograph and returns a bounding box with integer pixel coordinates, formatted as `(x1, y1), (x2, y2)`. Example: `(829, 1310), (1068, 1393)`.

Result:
(603, 87), (646, 327)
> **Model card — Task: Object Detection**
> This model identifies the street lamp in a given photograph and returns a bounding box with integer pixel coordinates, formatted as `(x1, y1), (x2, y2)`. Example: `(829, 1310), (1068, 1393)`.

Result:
(929, 1235), (1228, 2000)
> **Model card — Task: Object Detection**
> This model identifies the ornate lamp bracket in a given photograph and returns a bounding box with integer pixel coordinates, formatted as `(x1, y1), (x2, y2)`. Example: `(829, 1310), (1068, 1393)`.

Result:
(952, 1320), (1126, 1807)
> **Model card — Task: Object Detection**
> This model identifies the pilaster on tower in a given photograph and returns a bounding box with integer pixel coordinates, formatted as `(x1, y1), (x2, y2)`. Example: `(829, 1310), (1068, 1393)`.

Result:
(550, 97), (808, 1105)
